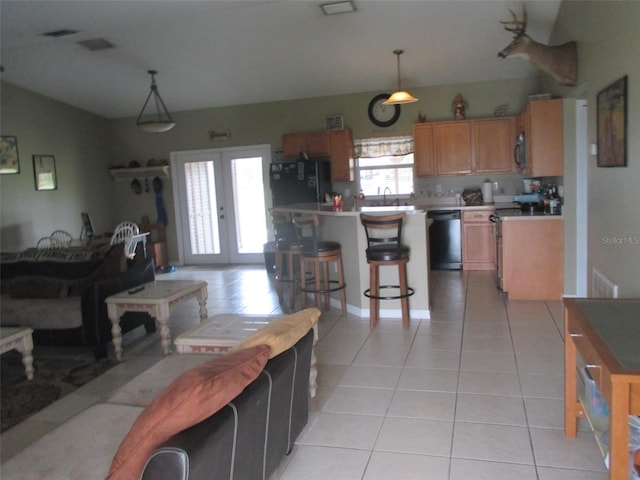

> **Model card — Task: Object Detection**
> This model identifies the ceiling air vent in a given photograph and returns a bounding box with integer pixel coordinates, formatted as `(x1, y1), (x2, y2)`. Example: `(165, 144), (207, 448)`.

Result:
(42, 29), (79, 38)
(78, 38), (115, 51)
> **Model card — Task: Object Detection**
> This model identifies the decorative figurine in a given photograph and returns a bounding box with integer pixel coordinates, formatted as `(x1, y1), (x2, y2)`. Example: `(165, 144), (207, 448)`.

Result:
(417, 111), (427, 123)
(452, 94), (468, 120)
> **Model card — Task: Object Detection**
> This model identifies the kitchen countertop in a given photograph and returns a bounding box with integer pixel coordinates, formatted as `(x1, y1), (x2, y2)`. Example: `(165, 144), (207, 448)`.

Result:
(275, 201), (509, 215)
(274, 202), (562, 219)
(274, 203), (426, 216)
(497, 207), (563, 220)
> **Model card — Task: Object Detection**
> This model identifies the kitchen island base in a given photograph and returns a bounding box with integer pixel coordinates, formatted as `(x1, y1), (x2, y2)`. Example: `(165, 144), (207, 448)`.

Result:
(275, 204), (431, 321)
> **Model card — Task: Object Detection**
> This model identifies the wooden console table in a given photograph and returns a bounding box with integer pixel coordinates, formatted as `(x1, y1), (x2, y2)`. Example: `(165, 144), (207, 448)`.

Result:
(564, 298), (640, 480)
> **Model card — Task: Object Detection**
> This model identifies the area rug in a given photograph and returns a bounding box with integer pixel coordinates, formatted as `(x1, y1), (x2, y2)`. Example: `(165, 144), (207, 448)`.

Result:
(1, 347), (117, 432)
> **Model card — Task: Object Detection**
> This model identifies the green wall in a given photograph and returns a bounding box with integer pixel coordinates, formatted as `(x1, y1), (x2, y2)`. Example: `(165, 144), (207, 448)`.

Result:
(107, 77), (537, 261)
(545, 0), (640, 297)
(2, 76), (534, 256)
(0, 82), (116, 250)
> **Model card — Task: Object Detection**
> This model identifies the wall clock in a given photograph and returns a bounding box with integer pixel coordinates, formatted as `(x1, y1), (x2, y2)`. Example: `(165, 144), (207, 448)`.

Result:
(368, 93), (401, 127)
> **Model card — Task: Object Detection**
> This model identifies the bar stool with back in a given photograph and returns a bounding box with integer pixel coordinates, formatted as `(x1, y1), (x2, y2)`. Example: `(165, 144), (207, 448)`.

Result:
(291, 213), (347, 315)
(360, 213), (414, 330)
(270, 210), (300, 310)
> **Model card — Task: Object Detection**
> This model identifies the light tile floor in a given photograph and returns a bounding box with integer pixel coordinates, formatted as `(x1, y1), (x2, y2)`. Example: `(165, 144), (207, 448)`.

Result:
(0, 266), (609, 479)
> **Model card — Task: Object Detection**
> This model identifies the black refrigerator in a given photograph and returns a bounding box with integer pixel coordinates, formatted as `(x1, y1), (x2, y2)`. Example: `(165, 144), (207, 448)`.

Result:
(269, 157), (332, 206)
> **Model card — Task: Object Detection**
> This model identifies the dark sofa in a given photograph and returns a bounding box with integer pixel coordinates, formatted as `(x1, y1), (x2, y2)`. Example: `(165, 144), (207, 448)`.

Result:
(1, 243), (156, 358)
(140, 328), (314, 480)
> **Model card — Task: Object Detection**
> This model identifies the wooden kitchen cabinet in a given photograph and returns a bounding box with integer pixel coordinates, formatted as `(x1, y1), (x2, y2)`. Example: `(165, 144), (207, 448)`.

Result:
(282, 132), (307, 158)
(462, 209), (495, 270)
(435, 121), (473, 175)
(282, 128), (353, 182)
(328, 129), (354, 182)
(474, 117), (516, 173)
(282, 130), (330, 158)
(413, 123), (435, 177)
(502, 218), (563, 300)
(521, 98), (564, 177)
(564, 298), (640, 480)
(413, 116), (515, 177)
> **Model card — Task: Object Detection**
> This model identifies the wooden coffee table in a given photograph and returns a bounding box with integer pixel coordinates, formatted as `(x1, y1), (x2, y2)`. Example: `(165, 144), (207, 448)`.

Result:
(174, 313), (319, 397)
(105, 280), (208, 360)
(1, 327), (35, 380)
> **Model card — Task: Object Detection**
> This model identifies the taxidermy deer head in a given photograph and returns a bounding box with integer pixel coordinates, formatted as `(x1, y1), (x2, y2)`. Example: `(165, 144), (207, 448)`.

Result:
(498, 8), (577, 86)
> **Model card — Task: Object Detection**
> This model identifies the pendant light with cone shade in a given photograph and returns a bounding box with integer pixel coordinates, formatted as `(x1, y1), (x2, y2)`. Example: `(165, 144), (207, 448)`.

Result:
(383, 50), (418, 105)
(136, 70), (176, 133)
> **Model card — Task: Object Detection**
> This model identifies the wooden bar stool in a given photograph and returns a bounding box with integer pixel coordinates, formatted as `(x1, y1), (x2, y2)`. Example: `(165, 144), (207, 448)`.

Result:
(292, 213), (346, 315)
(270, 210), (299, 310)
(360, 213), (414, 330)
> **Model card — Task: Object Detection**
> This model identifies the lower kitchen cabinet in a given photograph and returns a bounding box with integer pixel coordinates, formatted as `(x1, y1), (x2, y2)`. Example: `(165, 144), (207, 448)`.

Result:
(462, 209), (495, 270)
(502, 217), (563, 300)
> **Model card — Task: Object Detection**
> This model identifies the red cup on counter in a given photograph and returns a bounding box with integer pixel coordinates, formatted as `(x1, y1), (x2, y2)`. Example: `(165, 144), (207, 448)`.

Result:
(332, 194), (342, 210)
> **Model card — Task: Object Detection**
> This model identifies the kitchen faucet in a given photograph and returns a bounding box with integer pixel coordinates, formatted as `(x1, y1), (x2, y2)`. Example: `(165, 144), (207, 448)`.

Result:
(383, 187), (392, 205)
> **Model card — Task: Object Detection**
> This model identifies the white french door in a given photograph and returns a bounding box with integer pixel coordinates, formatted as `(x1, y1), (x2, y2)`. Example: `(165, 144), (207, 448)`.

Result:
(171, 145), (269, 265)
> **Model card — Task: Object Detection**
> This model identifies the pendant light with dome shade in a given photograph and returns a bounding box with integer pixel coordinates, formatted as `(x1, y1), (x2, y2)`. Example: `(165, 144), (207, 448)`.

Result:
(136, 70), (176, 133)
(383, 50), (419, 105)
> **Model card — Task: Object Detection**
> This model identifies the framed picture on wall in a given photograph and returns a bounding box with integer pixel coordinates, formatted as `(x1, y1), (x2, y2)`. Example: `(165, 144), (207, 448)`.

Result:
(1, 136), (20, 174)
(33, 154), (58, 190)
(597, 75), (627, 167)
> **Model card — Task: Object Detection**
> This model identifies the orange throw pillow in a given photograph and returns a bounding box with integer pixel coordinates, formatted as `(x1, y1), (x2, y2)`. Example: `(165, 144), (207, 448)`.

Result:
(108, 344), (270, 480)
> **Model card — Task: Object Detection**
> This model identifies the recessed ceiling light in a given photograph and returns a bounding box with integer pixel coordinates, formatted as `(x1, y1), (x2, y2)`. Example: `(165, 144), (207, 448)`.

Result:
(78, 38), (115, 51)
(320, 1), (356, 15)
(42, 29), (79, 38)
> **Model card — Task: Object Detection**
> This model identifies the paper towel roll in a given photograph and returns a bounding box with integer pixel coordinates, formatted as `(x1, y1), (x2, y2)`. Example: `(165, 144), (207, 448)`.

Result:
(482, 181), (493, 203)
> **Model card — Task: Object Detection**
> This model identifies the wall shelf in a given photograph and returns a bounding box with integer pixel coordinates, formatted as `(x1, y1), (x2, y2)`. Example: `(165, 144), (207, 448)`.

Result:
(109, 165), (170, 181)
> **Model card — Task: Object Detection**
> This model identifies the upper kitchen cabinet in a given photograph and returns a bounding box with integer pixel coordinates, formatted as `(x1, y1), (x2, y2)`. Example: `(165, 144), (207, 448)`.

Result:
(474, 117), (516, 173)
(329, 128), (354, 182)
(413, 116), (516, 177)
(413, 123), (435, 177)
(282, 128), (354, 182)
(282, 130), (330, 158)
(435, 121), (473, 175)
(521, 98), (564, 177)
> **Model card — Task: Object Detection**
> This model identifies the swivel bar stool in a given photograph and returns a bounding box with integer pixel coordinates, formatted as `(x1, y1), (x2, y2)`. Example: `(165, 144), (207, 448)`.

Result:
(360, 213), (414, 330)
(270, 210), (300, 310)
(292, 213), (347, 315)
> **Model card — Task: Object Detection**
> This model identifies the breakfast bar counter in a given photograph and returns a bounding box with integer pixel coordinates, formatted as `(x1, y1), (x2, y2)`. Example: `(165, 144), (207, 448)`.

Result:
(274, 203), (432, 320)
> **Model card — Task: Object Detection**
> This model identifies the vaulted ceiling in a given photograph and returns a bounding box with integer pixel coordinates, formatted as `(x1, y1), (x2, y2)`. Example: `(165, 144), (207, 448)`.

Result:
(1, 0), (561, 119)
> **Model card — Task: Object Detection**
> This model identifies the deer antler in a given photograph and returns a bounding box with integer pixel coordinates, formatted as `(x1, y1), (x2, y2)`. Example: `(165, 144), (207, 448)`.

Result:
(500, 8), (527, 36)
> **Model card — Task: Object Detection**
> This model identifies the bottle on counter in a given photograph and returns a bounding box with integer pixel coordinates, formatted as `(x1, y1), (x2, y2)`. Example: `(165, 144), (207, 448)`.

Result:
(358, 189), (365, 200)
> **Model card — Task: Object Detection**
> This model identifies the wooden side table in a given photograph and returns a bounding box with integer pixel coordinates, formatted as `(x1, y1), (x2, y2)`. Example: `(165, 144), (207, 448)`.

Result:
(105, 280), (208, 360)
(564, 298), (640, 480)
(1, 327), (35, 380)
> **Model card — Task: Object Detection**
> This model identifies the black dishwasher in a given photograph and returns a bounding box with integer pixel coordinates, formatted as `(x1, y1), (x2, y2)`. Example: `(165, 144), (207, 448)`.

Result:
(427, 210), (462, 270)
